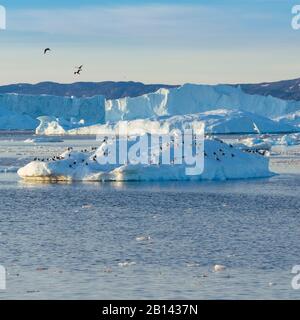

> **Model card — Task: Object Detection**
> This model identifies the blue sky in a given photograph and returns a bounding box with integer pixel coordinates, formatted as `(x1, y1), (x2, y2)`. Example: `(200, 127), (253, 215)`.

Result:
(0, 0), (299, 85)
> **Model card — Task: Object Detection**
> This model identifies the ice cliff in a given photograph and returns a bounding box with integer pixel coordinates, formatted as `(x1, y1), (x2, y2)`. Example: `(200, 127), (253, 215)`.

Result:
(0, 93), (105, 129)
(2, 84), (300, 132)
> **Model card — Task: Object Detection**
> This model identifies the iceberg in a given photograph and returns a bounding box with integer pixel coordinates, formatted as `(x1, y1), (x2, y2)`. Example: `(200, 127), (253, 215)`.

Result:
(24, 136), (64, 143)
(105, 84), (300, 121)
(0, 93), (105, 129)
(275, 111), (300, 128)
(1, 83), (300, 133)
(276, 133), (300, 146)
(0, 107), (39, 130)
(236, 137), (274, 151)
(17, 138), (274, 182)
(35, 109), (295, 136)
(236, 133), (300, 149)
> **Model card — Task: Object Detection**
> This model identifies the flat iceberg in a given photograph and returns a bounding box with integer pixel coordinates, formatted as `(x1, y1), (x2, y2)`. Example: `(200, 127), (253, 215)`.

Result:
(276, 133), (300, 146)
(17, 138), (274, 182)
(24, 136), (64, 143)
(234, 133), (300, 150)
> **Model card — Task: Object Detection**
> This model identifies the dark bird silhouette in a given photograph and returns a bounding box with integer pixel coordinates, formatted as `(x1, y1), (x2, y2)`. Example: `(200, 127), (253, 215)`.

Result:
(74, 65), (83, 75)
(44, 48), (51, 54)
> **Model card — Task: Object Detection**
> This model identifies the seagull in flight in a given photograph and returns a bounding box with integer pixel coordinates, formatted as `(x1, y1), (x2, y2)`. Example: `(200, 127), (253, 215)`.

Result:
(44, 48), (51, 55)
(74, 65), (83, 75)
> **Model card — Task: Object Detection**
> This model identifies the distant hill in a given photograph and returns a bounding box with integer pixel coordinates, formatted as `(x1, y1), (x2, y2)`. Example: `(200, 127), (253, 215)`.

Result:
(2, 78), (300, 101)
(0, 81), (179, 99)
(234, 78), (300, 101)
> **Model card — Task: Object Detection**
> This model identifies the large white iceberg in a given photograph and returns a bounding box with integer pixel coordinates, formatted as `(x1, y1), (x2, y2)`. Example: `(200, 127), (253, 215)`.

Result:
(35, 109), (295, 136)
(105, 84), (300, 121)
(0, 93), (105, 129)
(2, 83), (300, 133)
(18, 138), (273, 181)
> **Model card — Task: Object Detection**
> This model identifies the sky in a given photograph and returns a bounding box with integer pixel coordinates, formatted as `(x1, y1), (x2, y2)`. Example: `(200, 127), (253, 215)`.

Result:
(0, 0), (299, 85)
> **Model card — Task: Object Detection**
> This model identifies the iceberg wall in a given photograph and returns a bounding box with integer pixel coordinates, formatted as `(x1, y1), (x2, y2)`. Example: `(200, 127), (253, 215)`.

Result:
(105, 84), (300, 121)
(1, 84), (300, 131)
(0, 93), (106, 129)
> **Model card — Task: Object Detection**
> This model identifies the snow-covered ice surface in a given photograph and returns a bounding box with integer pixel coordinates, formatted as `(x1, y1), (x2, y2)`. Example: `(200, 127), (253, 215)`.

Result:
(0, 133), (300, 299)
(35, 109), (295, 136)
(17, 136), (273, 182)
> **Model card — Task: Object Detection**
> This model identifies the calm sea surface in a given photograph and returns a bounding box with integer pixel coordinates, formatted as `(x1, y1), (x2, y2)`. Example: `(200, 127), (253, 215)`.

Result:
(0, 133), (299, 299)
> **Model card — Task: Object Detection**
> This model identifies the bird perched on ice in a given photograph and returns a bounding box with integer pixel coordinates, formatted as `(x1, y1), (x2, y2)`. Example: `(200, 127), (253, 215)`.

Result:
(44, 48), (51, 54)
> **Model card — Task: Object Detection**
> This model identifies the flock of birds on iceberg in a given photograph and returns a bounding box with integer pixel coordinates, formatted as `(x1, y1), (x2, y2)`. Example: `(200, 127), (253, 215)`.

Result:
(17, 135), (273, 181)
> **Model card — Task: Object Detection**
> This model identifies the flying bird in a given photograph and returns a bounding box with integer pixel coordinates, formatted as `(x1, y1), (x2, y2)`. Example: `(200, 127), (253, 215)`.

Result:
(74, 70), (81, 75)
(74, 65), (83, 75)
(44, 48), (51, 54)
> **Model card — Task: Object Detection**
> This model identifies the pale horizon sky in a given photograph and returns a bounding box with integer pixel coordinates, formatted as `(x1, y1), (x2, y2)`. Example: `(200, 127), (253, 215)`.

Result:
(0, 0), (300, 85)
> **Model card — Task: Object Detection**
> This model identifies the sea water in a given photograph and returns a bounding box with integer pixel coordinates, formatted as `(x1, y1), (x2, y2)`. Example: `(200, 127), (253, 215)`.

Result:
(0, 133), (299, 299)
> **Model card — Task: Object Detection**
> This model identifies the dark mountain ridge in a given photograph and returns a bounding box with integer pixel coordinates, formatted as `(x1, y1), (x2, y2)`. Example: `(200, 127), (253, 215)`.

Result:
(0, 81), (179, 99)
(1, 78), (300, 101)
